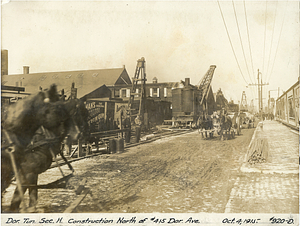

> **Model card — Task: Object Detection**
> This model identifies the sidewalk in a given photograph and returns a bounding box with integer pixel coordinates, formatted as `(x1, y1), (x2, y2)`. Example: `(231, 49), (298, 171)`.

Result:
(225, 120), (299, 213)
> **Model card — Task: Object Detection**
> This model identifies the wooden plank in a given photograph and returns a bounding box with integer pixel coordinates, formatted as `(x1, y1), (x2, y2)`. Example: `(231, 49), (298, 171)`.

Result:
(75, 178), (87, 195)
(70, 146), (78, 158)
(90, 129), (129, 136)
(78, 139), (84, 157)
(1, 85), (25, 92)
(63, 188), (90, 213)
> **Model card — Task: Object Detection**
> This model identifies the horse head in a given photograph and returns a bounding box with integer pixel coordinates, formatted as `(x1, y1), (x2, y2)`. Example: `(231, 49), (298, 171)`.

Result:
(63, 99), (89, 142)
(2, 84), (61, 148)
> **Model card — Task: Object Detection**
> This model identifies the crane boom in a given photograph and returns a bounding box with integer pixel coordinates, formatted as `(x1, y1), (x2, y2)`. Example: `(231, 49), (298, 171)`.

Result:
(198, 65), (216, 106)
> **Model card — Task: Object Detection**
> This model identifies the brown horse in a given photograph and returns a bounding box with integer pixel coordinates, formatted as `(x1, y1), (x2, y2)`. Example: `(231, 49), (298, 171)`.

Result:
(220, 114), (232, 140)
(1, 85), (62, 194)
(4, 99), (89, 212)
(197, 114), (213, 138)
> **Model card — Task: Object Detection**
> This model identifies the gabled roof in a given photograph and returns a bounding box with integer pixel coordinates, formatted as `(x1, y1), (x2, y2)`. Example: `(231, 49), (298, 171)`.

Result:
(80, 84), (111, 102)
(1, 67), (131, 98)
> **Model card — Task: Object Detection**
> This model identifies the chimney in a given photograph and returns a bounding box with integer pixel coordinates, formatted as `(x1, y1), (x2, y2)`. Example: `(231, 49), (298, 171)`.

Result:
(185, 78), (190, 86)
(153, 77), (158, 83)
(23, 66), (29, 74)
(123, 65), (125, 69)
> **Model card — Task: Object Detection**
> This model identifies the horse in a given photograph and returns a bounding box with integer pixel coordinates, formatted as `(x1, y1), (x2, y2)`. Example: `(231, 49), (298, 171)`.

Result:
(219, 114), (232, 140)
(4, 98), (89, 213)
(230, 112), (241, 135)
(197, 114), (213, 138)
(1, 84), (62, 194)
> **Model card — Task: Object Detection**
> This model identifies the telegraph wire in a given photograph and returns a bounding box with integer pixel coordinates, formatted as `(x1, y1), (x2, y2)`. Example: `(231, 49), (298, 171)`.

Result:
(217, 0), (249, 85)
(232, 0), (253, 84)
(243, 0), (256, 82)
(267, 0), (288, 84)
(265, 0), (278, 83)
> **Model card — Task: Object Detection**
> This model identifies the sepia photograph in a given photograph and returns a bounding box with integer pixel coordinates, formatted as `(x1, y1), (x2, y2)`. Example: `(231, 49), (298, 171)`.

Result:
(1, 0), (299, 225)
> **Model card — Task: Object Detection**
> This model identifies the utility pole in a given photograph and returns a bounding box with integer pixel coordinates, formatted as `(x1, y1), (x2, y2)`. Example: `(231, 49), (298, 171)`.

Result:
(248, 69), (269, 120)
(268, 89), (277, 114)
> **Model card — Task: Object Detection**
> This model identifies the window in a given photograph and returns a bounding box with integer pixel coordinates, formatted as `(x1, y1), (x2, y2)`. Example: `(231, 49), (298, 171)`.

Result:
(164, 87), (167, 97)
(135, 89), (139, 98)
(121, 89), (126, 97)
(114, 89), (120, 98)
(126, 89), (130, 97)
(151, 87), (160, 97)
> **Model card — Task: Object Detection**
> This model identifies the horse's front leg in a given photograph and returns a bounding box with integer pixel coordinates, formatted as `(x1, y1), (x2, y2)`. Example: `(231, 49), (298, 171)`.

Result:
(220, 129), (223, 140)
(10, 171), (27, 212)
(28, 173), (38, 212)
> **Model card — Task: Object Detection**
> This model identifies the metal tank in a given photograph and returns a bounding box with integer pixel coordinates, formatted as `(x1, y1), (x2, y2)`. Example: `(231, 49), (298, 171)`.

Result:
(172, 88), (183, 117)
(182, 78), (194, 115)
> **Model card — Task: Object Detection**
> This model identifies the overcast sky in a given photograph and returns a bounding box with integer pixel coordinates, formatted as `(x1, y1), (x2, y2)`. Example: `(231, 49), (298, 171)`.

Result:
(1, 0), (299, 108)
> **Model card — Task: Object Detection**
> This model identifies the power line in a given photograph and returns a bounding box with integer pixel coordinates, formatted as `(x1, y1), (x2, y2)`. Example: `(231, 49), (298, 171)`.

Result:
(267, 0), (288, 84)
(262, 0), (268, 74)
(265, 0), (278, 83)
(243, 0), (256, 82)
(217, 0), (249, 85)
(232, 0), (253, 84)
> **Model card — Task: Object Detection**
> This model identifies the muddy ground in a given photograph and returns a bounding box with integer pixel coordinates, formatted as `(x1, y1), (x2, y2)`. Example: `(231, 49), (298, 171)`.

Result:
(2, 127), (255, 213)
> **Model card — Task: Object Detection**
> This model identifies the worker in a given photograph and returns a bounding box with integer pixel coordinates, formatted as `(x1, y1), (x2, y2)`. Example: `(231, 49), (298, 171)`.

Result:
(135, 115), (142, 143)
(123, 114), (131, 143)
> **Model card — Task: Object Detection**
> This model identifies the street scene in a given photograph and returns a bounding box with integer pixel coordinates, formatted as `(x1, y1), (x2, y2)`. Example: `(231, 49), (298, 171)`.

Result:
(1, 0), (299, 222)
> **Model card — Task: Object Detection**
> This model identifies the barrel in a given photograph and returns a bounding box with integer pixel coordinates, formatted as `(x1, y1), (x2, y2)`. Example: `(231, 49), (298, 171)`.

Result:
(109, 139), (116, 154)
(135, 126), (141, 143)
(125, 130), (131, 143)
(116, 138), (124, 153)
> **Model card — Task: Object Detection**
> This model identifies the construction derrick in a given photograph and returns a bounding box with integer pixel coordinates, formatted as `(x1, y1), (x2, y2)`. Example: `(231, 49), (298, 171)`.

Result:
(197, 65), (216, 113)
(240, 91), (248, 112)
(128, 57), (147, 123)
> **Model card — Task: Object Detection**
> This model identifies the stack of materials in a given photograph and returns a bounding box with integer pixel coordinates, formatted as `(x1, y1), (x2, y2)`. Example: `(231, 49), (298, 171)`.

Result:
(247, 137), (269, 165)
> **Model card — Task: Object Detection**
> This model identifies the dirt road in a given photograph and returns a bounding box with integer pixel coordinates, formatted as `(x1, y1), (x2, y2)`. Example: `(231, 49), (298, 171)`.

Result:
(2, 127), (255, 213)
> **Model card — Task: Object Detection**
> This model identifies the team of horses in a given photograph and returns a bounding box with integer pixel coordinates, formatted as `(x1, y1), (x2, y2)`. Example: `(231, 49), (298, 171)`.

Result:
(197, 112), (235, 140)
(1, 84), (89, 212)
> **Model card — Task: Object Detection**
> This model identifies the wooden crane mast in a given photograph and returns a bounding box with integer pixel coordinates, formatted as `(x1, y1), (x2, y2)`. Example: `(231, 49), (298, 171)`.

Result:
(197, 65), (216, 114)
(127, 57), (147, 124)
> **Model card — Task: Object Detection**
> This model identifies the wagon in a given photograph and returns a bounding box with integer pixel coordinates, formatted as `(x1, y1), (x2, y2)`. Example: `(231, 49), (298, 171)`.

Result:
(219, 127), (235, 140)
(198, 117), (221, 139)
(198, 128), (215, 138)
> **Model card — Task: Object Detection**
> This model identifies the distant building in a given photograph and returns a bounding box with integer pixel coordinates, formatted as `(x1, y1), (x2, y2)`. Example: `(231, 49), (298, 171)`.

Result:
(2, 65), (131, 99)
(108, 77), (184, 103)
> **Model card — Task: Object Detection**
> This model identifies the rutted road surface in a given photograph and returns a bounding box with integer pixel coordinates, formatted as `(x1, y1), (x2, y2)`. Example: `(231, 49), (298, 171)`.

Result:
(2, 128), (255, 213)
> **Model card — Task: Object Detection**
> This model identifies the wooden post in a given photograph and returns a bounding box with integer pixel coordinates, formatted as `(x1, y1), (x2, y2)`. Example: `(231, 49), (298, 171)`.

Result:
(78, 139), (83, 157)
(95, 138), (99, 152)
(65, 135), (72, 156)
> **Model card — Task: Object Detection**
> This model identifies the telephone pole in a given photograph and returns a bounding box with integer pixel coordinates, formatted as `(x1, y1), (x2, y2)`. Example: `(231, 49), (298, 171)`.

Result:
(248, 69), (269, 120)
